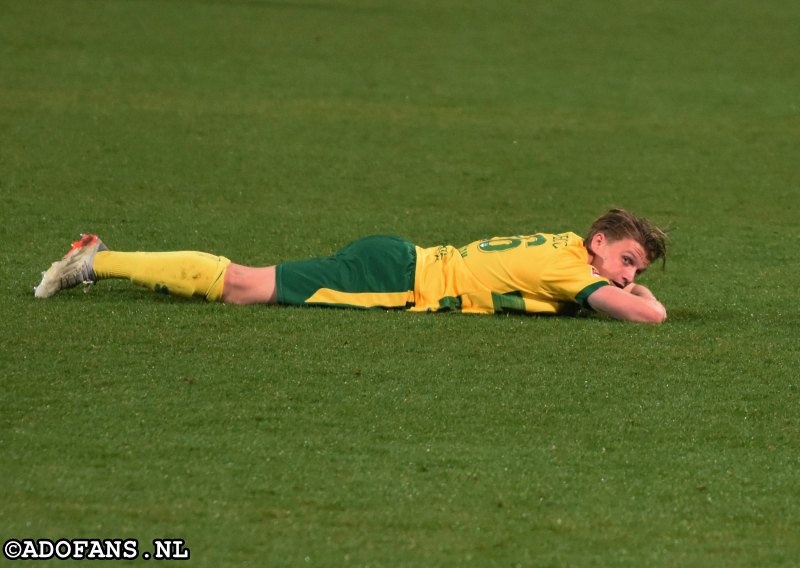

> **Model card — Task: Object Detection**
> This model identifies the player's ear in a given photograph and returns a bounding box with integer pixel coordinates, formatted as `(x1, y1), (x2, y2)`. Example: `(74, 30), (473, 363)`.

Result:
(590, 232), (606, 251)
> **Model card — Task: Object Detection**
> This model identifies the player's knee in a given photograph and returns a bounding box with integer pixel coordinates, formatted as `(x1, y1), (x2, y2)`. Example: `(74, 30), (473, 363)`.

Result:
(221, 264), (249, 304)
(221, 264), (277, 305)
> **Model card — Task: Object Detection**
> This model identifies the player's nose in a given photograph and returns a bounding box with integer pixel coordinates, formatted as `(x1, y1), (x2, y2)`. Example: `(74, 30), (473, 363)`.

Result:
(622, 267), (636, 286)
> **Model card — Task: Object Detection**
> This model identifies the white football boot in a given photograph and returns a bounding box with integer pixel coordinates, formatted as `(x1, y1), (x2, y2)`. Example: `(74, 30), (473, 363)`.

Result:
(34, 234), (109, 298)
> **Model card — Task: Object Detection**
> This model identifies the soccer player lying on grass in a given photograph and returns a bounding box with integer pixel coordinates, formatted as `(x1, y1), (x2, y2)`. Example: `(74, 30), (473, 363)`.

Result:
(34, 208), (668, 323)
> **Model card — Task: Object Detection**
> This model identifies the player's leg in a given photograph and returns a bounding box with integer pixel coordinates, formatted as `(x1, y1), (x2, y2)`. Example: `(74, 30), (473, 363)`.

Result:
(93, 250), (231, 301)
(35, 234), (231, 302)
(34, 234), (416, 308)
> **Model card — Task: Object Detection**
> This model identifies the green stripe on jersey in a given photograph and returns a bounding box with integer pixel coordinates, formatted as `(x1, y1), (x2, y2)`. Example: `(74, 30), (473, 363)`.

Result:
(491, 291), (526, 314)
(575, 281), (609, 308)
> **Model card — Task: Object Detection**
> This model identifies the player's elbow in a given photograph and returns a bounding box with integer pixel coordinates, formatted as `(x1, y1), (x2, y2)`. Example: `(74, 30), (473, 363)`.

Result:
(640, 302), (667, 324)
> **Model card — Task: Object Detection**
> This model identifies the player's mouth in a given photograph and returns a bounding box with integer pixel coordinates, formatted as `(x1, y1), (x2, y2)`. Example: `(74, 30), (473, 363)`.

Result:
(612, 280), (624, 289)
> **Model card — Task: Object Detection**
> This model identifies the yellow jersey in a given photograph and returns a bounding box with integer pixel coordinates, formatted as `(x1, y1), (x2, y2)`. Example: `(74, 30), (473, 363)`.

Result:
(410, 232), (609, 315)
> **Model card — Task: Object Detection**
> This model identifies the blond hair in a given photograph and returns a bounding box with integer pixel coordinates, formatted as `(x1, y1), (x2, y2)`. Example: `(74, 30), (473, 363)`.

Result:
(586, 209), (668, 265)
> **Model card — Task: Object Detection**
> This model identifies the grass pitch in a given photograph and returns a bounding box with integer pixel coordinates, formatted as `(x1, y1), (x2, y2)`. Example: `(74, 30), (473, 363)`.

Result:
(2, 0), (799, 566)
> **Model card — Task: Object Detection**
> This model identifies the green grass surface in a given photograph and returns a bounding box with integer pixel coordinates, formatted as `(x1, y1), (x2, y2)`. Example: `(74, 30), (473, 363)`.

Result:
(2, 0), (799, 565)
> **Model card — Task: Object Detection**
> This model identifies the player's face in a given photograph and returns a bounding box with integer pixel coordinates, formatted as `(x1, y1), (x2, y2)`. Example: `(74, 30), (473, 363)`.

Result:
(589, 235), (649, 289)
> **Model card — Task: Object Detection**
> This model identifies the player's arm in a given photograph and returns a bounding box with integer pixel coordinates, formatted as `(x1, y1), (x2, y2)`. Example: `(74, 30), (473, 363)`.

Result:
(586, 283), (667, 323)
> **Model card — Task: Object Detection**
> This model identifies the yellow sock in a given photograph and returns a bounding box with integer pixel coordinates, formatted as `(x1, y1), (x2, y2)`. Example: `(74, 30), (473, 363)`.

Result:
(93, 251), (231, 302)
